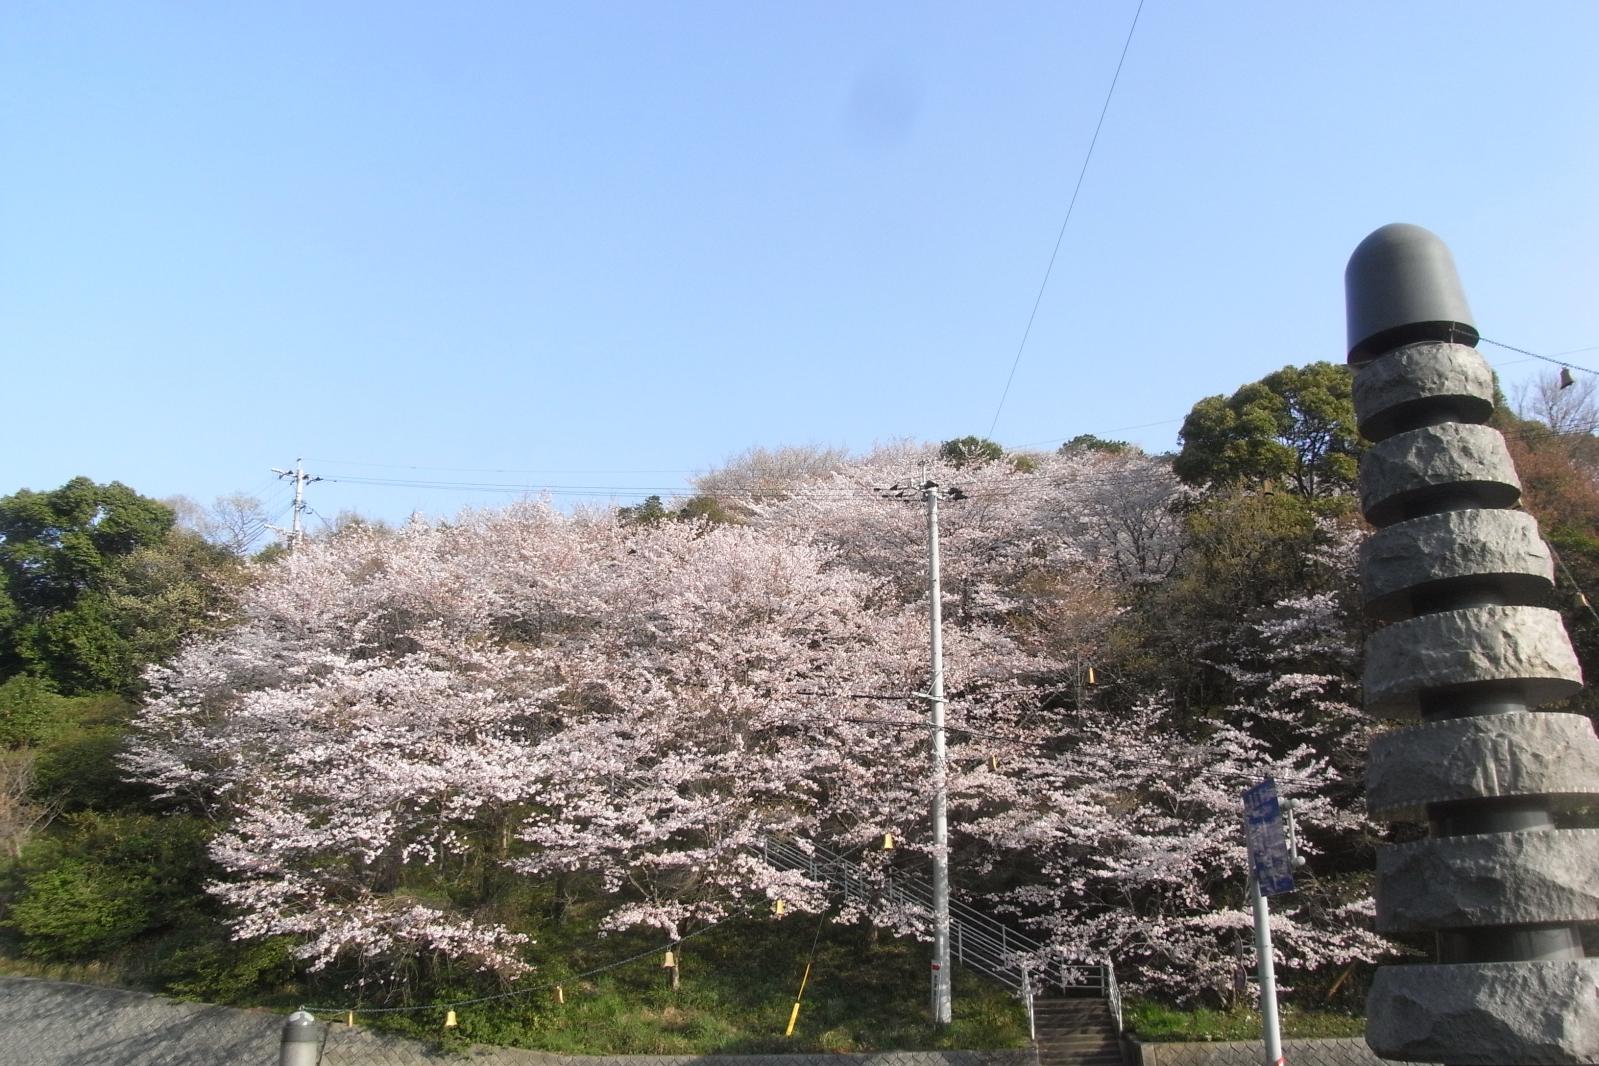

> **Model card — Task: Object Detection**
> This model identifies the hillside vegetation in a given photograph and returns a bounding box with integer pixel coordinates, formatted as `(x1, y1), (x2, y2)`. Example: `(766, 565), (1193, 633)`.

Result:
(3, 365), (1596, 1051)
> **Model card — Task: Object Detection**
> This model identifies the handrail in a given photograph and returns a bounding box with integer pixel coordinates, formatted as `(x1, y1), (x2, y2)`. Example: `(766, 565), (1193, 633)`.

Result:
(758, 834), (1119, 1031)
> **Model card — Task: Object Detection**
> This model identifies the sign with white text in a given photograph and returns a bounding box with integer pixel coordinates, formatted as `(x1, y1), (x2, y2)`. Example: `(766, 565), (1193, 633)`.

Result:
(1242, 777), (1294, 896)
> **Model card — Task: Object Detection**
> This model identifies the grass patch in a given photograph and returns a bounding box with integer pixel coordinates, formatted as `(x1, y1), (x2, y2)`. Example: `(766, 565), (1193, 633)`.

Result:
(370, 916), (1029, 1053)
(1125, 998), (1364, 1042)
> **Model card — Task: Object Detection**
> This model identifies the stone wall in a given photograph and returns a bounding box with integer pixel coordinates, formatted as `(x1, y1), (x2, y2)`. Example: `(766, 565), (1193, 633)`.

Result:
(0, 977), (1037, 1066)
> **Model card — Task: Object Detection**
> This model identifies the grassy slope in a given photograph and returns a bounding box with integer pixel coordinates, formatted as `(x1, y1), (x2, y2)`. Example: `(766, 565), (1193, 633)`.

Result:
(0, 914), (1030, 1054)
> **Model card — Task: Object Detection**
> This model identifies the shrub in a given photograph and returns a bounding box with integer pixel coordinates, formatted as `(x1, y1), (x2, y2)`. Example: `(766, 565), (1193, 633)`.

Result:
(4, 812), (210, 961)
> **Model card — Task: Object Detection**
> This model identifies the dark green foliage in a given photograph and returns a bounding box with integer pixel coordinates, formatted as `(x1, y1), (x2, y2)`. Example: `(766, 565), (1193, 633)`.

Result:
(31, 727), (150, 812)
(1112, 490), (1350, 719)
(618, 495), (671, 527)
(1174, 363), (1360, 499)
(0, 478), (243, 696)
(0, 676), (127, 753)
(1059, 433), (1131, 455)
(0, 675), (66, 747)
(676, 495), (739, 525)
(1124, 998), (1363, 1042)
(938, 436), (1005, 468)
(0, 479), (174, 611)
(4, 813), (210, 961)
(154, 933), (298, 1004)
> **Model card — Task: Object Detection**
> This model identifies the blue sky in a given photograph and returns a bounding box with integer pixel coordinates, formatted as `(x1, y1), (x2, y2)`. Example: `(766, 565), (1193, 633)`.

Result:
(4, 2), (1597, 529)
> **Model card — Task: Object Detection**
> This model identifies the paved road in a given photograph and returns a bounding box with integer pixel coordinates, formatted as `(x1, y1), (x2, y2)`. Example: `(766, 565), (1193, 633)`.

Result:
(0, 976), (1038, 1066)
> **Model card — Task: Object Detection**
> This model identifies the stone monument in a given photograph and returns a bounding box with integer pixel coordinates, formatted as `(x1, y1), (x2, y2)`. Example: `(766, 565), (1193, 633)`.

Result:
(1349, 223), (1599, 1063)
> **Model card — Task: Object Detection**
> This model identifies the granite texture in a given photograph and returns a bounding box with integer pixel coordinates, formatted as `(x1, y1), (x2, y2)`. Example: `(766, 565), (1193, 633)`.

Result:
(1359, 508), (1553, 622)
(1352, 341), (1495, 442)
(1358, 423), (1520, 528)
(1366, 960), (1599, 1064)
(1367, 712), (1599, 819)
(1362, 604), (1583, 716)
(1375, 828), (1599, 931)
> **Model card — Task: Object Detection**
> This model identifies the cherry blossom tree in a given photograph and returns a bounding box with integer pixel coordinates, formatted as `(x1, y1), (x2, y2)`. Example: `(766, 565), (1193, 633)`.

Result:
(125, 449), (1392, 1002)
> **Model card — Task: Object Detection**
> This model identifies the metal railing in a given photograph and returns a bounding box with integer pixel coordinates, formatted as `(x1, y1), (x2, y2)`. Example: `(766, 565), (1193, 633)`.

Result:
(759, 838), (1122, 1034)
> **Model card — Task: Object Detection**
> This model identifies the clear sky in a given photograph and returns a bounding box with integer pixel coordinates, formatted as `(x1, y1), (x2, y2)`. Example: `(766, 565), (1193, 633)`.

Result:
(4, 2), (1597, 530)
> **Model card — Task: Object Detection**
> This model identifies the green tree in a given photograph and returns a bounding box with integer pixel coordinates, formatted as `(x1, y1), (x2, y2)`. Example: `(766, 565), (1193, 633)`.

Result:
(1173, 363), (1360, 499)
(0, 478), (242, 694)
(938, 436), (1004, 468)
(617, 495), (670, 527)
(4, 812), (210, 960)
(1059, 433), (1131, 456)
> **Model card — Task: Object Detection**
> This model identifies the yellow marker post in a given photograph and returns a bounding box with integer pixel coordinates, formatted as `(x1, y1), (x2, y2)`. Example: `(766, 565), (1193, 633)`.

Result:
(774, 899), (786, 916)
(444, 1009), (458, 1029)
(346, 1011), (355, 1028)
(555, 985), (565, 1005)
(784, 961), (813, 1038)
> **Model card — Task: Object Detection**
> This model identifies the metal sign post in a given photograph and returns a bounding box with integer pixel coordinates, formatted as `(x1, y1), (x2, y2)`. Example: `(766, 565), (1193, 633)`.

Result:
(1243, 778), (1295, 1066)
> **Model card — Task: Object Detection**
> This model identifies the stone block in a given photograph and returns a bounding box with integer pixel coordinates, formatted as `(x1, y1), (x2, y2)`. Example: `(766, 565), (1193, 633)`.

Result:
(1359, 423), (1520, 528)
(1360, 508), (1553, 621)
(1352, 341), (1495, 442)
(1367, 959), (1599, 1064)
(1363, 605), (1582, 716)
(1375, 828), (1599, 931)
(1368, 712), (1599, 819)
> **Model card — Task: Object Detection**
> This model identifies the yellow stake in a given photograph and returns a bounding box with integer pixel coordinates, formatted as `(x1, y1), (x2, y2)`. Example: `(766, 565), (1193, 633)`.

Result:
(882, 832), (894, 850)
(346, 1011), (355, 1028)
(774, 899), (786, 915)
(444, 1009), (458, 1029)
(1086, 666), (1097, 686)
(555, 985), (565, 1005)
(785, 960), (813, 1038)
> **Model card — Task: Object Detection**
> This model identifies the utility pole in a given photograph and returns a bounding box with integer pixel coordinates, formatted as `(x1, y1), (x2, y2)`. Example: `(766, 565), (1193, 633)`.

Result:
(923, 479), (953, 1027)
(270, 459), (322, 552)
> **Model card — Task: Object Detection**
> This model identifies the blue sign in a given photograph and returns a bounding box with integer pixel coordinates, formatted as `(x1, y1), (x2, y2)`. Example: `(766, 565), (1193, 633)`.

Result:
(1242, 777), (1295, 896)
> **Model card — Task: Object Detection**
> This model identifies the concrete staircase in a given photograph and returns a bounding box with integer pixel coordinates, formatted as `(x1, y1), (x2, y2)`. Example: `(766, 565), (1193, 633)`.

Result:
(1031, 997), (1126, 1066)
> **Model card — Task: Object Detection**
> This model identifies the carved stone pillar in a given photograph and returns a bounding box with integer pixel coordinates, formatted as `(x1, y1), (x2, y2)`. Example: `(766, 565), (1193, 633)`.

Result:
(1348, 223), (1599, 1064)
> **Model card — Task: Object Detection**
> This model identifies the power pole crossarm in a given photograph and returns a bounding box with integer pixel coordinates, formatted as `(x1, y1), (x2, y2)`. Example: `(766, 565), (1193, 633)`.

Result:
(271, 458), (322, 553)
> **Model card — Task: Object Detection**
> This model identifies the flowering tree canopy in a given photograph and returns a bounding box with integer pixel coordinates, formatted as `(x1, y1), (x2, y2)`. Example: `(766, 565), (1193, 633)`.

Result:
(127, 448), (1393, 1000)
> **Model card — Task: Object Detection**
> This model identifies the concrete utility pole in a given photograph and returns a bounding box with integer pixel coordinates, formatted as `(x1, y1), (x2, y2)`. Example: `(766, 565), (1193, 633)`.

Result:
(1249, 874), (1282, 1066)
(271, 458), (322, 552)
(279, 1010), (324, 1066)
(923, 479), (953, 1027)
(1347, 224), (1599, 1063)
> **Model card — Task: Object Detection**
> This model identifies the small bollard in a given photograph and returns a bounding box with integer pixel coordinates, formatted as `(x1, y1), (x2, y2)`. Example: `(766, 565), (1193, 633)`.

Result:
(280, 1009), (325, 1066)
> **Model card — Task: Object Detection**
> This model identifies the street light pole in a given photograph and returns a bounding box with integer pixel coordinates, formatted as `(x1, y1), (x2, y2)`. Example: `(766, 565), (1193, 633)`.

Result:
(924, 480), (953, 1026)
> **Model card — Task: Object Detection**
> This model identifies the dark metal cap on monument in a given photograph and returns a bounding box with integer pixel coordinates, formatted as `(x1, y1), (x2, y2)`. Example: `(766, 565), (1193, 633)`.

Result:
(1346, 223), (1478, 363)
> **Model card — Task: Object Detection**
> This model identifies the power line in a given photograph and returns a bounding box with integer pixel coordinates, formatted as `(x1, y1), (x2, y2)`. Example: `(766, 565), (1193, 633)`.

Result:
(987, 0), (1146, 439)
(1479, 337), (1599, 377)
